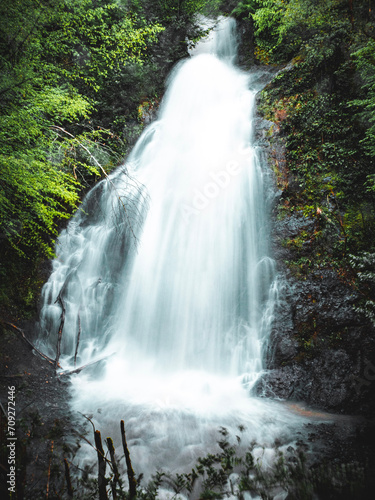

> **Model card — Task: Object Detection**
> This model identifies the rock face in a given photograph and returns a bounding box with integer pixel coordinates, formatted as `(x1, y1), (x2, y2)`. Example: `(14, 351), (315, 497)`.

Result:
(257, 267), (375, 415)
(254, 111), (375, 416)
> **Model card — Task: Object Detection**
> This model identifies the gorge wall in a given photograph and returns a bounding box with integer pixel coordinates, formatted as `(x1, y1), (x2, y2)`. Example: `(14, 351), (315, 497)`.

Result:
(254, 96), (375, 416)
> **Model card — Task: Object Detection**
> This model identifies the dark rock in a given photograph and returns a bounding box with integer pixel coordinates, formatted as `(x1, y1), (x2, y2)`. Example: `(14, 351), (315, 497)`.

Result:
(259, 262), (375, 414)
(257, 114), (375, 417)
(236, 16), (255, 68)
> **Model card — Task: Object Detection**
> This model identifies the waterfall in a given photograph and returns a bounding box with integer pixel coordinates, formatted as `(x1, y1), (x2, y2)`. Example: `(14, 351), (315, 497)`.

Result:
(37, 17), (307, 481)
(38, 17), (274, 383)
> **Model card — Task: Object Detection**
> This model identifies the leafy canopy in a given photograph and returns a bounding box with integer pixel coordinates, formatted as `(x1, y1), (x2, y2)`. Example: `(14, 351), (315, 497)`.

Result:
(0, 0), (163, 261)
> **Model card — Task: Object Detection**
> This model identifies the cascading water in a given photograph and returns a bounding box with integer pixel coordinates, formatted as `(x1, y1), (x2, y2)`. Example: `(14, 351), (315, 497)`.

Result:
(37, 17), (310, 484)
(39, 16), (274, 383)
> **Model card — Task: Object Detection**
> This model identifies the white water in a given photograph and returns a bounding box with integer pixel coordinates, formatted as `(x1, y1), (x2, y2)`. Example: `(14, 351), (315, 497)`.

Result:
(38, 17), (310, 486)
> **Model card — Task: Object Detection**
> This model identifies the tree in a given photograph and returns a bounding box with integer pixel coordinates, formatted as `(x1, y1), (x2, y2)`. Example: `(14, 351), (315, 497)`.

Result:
(0, 0), (164, 313)
(0, 0), (212, 314)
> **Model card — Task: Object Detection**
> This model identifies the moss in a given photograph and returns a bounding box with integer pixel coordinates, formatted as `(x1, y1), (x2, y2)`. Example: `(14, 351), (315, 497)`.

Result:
(296, 317), (320, 356)
(0, 246), (47, 321)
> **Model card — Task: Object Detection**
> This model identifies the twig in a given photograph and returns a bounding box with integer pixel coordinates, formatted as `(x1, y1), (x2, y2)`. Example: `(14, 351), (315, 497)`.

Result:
(74, 432), (97, 450)
(120, 420), (137, 499)
(50, 125), (140, 245)
(79, 413), (96, 433)
(0, 401), (7, 419)
(3, 322), (59, 367)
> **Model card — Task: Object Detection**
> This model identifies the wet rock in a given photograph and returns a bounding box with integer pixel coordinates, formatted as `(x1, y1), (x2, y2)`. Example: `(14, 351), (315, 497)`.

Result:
(236, 16), (255, 68)
(257, 119), (375, 416)
(259, 261), (375, 415)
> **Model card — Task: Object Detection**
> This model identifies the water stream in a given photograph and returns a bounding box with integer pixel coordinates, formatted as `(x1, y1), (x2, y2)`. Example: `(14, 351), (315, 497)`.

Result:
(37, 17), (314, 487)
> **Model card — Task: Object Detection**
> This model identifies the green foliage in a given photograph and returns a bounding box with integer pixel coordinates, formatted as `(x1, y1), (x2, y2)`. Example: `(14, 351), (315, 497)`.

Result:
(66, 425), (371, 499)
(0, 82), (94, 268)
(0, 0), (161, 254)
(232, 0), (285, 62)
(39, 0), (164, 92)
(251, 0), (285, 61)
(232, 0), (259, 17)
(350, 252), (375, 327)
(126, 0), (207, 23)
(350, 39), (375, 158)
(232, 0), (355, 63)
(255, 1), (375, 274)
(0, 155), (79, 257)
(0, 0), (208, 316)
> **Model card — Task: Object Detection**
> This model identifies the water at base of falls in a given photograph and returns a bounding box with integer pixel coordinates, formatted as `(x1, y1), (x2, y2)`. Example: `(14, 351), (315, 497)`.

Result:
(37, 17), (317, 487)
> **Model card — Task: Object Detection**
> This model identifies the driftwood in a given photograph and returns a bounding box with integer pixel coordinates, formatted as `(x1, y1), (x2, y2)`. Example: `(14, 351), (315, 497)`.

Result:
(120, 420), (137, 500)
(57, 354), (113, 378)
(94, 430), (108, 500)
(4, 322), (59, 367)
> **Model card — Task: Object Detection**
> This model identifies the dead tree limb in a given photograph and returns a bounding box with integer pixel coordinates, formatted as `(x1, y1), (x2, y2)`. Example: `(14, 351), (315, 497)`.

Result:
(0, 402), (7, 419)
(3, 322), (59, 367)
(57, 354), (113, 378)
(120, 420), (137, 499)
(94, 430), (108, 500)
(54, 290), (66, 371)
(64, 458), (74, 498)
(53, 268), (78, 370)
(106, 437), (121, 499)
(74, 312), (81, 368)
(46, 441), (54, 499)
(50, 125), (140, 245)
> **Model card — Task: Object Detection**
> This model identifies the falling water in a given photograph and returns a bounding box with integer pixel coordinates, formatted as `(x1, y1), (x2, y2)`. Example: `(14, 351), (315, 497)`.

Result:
(37, 17), (310, 484)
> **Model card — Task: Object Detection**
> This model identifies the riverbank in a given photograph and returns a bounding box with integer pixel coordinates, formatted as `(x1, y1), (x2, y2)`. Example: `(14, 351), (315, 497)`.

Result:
(1, 318), (375, 499)
(0, 321), (74, 498)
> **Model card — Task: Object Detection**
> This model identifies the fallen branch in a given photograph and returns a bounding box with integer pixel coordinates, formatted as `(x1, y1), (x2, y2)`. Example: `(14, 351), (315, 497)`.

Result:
(53, 268), (78, 370)
(57, 354), (113, 377)
(3, 322), (59, 367)
(94, 430), (108, 500)
(54, 290), (66, 371)
(74, 312), (81, 368)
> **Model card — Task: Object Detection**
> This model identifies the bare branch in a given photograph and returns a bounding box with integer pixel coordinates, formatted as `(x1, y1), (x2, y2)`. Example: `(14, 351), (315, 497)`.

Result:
(57, 354), (114, 377)
(94, 430), (109, 500)
(74, 311), (81, 368)
(64, 458), (74, 498)
(54, 289), (66, 371)
(4, 322), (59, 367)
(120, 420), (137, 499)
(51, 125), (141, 245)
